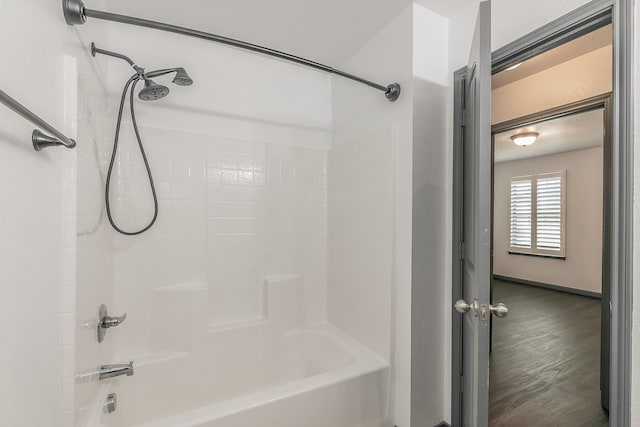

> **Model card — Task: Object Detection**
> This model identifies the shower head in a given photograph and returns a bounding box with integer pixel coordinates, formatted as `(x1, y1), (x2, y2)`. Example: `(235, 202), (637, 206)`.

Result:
(138, 77), (170, 101)
(89, 43), (191, 101)
(146, 68), (194, 86)
(172, 68), (193, 86)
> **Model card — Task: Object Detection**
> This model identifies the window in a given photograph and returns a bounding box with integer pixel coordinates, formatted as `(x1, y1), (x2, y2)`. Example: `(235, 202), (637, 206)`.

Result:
(509, 171), (565, 257)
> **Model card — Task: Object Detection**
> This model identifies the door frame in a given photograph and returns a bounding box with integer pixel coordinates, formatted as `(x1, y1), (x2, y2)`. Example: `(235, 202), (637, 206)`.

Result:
(451, 0), (633, 425)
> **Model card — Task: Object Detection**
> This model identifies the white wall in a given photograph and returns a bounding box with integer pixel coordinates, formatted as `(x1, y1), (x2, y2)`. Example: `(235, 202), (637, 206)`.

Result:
(494, 147), (604, 293)
(105, 25), (331, 148)
(329, 6), (413, 426)
(411, 4), (451, 427)
(0, 0), (109, 426)
(0, 3), (65, 423)
(329, 5), (451, 426)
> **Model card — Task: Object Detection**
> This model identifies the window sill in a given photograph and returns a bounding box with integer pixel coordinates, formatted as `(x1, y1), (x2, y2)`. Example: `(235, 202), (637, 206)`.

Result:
(507, 251), (566, 260)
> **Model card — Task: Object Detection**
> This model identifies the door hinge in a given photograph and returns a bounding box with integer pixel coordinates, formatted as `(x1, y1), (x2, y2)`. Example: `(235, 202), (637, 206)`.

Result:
(610, 301), (613, 317)
(461, 108), (467, 127)
(459, 242), (465, 260)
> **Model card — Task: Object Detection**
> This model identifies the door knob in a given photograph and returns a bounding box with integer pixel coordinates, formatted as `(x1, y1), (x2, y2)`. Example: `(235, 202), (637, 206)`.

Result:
(455, 299), (508, 320)
(455, 299), (479, 315)
(489, 303), (509, 318)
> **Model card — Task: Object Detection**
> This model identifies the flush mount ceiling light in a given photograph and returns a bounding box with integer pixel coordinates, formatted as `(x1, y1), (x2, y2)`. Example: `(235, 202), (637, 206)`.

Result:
(511, 132), (539, 147)
(506, 62), (522, 71)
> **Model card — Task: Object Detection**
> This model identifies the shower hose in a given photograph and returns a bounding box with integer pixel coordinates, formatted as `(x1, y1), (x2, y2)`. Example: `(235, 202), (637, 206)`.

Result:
(105, 75), (158, 235)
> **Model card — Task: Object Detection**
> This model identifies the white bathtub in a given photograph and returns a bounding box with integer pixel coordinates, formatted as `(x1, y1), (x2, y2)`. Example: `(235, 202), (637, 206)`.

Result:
(89, 323), (389, 427)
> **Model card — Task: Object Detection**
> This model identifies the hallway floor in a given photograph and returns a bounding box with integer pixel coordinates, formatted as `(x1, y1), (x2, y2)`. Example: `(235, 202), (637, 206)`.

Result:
(489, 279), (609, 426)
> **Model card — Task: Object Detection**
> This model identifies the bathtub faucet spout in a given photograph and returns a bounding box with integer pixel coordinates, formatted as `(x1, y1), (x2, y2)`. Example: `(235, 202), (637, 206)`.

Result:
(99, 361), (134, 381)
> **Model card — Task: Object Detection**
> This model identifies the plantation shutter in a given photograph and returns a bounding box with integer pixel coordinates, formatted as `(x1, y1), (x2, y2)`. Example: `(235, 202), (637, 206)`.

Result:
(536, 174), (563, 252)
(509, 178), (532, 249)
(508, 172), (565, 257)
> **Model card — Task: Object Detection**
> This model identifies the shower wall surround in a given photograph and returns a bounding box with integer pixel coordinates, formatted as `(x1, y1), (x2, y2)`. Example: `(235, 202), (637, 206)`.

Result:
(329, 6), (453, 426)
(96, 22), (331, 365)
(329, 5), (413, 366)
(107, 124), (328, 358)
(81, 4), (443, 426)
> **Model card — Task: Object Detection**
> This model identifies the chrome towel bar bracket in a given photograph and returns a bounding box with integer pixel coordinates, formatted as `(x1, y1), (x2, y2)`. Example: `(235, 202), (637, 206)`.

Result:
(0, 90), (76, 151)
(0, 89), (76, 151)
(32, 130), (75, 151)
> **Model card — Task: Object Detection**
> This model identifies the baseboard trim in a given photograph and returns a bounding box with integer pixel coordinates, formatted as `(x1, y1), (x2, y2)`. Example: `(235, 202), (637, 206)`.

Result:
(493, 275), (602, 299)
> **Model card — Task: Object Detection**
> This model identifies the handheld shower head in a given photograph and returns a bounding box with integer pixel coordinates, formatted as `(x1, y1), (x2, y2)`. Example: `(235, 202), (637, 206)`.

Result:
(138, 77), (170, 101)
(172, 68), (194, 86)
(94, 42), (193, 235)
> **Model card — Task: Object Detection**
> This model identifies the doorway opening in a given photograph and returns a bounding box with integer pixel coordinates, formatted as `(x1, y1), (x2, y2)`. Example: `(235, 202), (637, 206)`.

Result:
(490, 69), (612, 424)
(451, 0), (633, 425)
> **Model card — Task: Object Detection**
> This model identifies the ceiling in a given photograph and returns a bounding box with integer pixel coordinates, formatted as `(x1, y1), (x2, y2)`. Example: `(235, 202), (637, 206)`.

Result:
(102, 0), (412, 65)
(493, 24), (612, 89)
(414, 0), (474, 18)
(494, 108), (604, 163)
(102, 0), (475, 66)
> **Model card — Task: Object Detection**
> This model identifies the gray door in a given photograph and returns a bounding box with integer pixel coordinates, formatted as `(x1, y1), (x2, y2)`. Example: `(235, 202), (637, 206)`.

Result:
(458, 2), (492, 426)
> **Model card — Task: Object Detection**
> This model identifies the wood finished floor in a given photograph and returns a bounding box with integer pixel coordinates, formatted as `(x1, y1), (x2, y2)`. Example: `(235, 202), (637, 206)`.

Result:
(489, 280), (609, 427)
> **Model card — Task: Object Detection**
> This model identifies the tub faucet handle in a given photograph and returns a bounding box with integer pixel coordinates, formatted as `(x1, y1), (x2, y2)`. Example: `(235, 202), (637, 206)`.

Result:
(102, 312), (127, 328)
(98, 304), (127, 343)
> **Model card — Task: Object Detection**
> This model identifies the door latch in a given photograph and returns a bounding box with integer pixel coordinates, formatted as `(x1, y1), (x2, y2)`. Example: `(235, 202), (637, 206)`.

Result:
(479, 304), (490, 321)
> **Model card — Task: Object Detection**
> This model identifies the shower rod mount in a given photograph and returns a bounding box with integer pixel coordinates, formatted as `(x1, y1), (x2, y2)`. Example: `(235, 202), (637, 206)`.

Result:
(32, 130), (74, 151)
(62, 0), (401, 102)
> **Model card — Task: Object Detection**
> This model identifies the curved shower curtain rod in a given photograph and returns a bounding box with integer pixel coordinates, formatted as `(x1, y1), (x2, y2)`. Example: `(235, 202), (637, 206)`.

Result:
(62, 0), (402, 102)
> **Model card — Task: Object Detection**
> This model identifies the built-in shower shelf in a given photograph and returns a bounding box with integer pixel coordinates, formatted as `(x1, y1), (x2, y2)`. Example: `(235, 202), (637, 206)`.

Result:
(156, 282), (207, 292)
(208, 274), (305, 334)
(209, 317), (267, 333)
